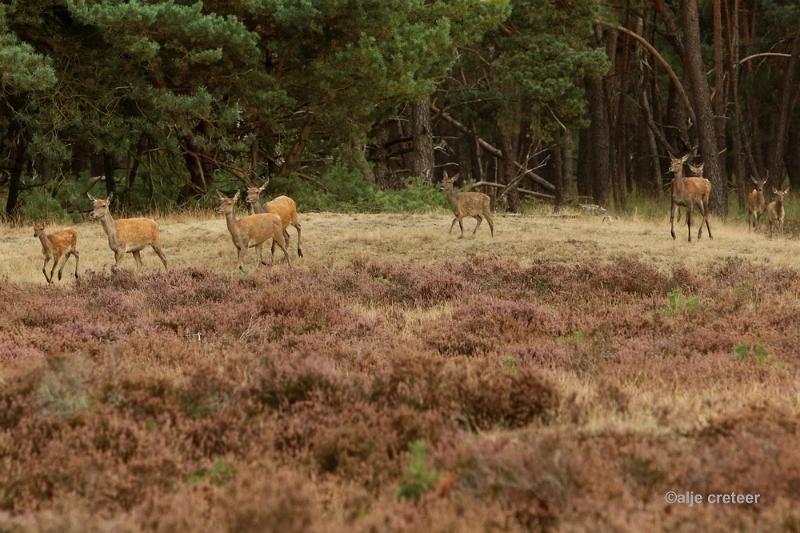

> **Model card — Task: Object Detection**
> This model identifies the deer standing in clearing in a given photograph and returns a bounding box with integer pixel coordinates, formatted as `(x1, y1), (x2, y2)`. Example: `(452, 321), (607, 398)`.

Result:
(747, 177), (768, 231)
(88, 192), (168, 271)
(216, 191), (291, 270)
(669, 153), (712, 242)
(442, 171), (494, 238)
(245, 179), (303, 257)
(767, 187), (789, 238)
(33, 223), (79, 283)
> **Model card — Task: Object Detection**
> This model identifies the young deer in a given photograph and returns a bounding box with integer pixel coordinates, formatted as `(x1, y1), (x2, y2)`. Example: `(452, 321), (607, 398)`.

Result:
(245, 179), (303, 257)
(442, 171), (494, 238)
(33, 223), (79, 283)
(669, 153), (712, 241)
(215, 191), (291, 270)
(88, 192), (168, 271)
(746, 177), (768, 231)
(767, 187), (789, 237)
(676, 162), (706, 223)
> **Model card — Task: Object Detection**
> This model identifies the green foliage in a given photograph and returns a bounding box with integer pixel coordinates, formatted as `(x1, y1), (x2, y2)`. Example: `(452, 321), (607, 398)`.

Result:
(398, 439), (439, 501)
(18, 187), (70, 223)
(733, 342), (769, 365)
(659, 288), (703, 317)
(186, 457), (235, 486)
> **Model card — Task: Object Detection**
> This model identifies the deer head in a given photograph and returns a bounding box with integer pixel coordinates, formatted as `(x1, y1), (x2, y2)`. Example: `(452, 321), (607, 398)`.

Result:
(87, 193), (113, 219)
(214, 191), (240, 215)
(668, 153), (690, 174)
(688, 162), (704, 176)
(441, 170), (459, 191)
(772, 187), (790, 201)
(246, 178), (269, 205)
(750, 177), (767, 192)
(33, 223), (45, 238)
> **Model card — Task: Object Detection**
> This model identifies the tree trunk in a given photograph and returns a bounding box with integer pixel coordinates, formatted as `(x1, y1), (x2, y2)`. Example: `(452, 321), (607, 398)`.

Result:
(682, 0), (727, 215)
(766, 34), (800, 187)
(496, 89), (522, 212)
(279, 119), (313, 178)
(588, 74), (612, 208)
(577, 125), (592, 197)
(5, 135), (26, 217)
(102, 150), (117, 198)
(712, 0), (728, 186)
(725, 0), (748, 210)
(410, 96), (434, 182)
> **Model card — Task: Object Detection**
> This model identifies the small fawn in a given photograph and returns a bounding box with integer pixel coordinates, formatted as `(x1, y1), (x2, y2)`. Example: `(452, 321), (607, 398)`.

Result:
(442, 170), (494, 238)
(33, 223), (79, 283)
(746, 177), (768, 231)
(669, 153), (712, 242)
(215, 190), (291, 270)
(245, 179), (303, 257)
(88, 192), (168, 271)
(767, 187), (789, 238)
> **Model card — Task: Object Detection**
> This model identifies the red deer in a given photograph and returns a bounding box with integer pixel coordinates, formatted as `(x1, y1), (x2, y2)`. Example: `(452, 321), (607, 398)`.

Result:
(746, 177), (768, 231)
(33, 223), (79, 283)
(215, 191), (291, 270)
(669, 154), (712, 241)
(245, 179), (303, 257)
(767, 187), (789, 238)
(442, 171), (494, 238)
(88, 192), (168, 271)
(676, 162), (706, 223)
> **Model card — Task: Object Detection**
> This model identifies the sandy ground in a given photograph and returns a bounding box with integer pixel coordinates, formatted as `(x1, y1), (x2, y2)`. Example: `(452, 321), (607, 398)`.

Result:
(1, 210), (798, 285)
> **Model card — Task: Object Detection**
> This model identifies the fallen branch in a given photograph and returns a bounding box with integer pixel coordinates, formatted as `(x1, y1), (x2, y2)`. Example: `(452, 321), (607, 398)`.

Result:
(431, 104), (556, 192)
(470, 181), (556, 200)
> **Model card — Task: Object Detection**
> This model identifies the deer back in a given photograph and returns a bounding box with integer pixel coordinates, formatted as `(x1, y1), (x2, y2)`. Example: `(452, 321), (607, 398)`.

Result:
(265, 195), (297, 227)
(450, 191), (491, 216)
(237, 212), (283, 243)
(115, 218), (160, 246)
(48, 228), (78, 253)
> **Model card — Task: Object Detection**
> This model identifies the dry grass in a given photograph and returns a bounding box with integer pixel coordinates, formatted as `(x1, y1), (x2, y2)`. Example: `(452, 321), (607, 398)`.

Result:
(2, 211), (798, 284)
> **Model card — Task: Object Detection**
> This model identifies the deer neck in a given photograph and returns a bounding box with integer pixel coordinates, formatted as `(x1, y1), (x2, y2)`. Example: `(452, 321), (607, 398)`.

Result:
(253, 201), (266, 214)
(445, 187), (459, 208)
(672, 167), (687, 196)
(224, 209), (243, 241)
(38, 233), (53, 256)
(99, 211), (121, 250)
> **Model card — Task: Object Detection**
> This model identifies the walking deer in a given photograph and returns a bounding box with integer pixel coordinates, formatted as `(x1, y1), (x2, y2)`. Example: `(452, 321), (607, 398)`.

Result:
(245, 179), (303, 257)
(442, 171), (494, 238)
(767, 187), (789, 238)
(33, 223), (79, 283)
(746, 177), (768, 231)
(669, 153), (712, 241)
(676, 161), (706, 223)
(87, 192), (168, 271)
(215, 191), (291, 270)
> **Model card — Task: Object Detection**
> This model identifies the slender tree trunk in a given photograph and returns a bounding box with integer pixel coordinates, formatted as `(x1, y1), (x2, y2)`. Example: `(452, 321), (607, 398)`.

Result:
(725, 0), (748, 210)
(588, 74), (612, 207)
(766, 34), (800, 187)
(5, 135), (26, 217)
(102, 150), (116, 198)
(712, 0), (728, 184)
(497, 86), (522, 212)
(552, 145), (564, 211)
(562, 135), (575, 201)
(410, 96), (434, 182)
(682, 0), (727, 215)
(577, 125), (592, 197)
(279, 119), (313, 178)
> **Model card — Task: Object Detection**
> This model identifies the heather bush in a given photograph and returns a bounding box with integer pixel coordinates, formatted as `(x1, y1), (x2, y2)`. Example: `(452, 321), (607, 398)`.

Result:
(1, 256), (800, 530)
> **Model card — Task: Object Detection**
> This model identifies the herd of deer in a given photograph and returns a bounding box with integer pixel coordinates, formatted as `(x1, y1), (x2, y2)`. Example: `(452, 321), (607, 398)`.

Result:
(29, 156), (790, 284)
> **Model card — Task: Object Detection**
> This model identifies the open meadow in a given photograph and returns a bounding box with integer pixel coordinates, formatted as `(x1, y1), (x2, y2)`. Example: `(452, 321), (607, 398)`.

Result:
(1, 211), (800, 531)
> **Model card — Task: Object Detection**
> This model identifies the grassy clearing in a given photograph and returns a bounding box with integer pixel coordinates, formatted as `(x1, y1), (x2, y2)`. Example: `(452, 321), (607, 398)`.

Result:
(2, 209), (800, 285)
(1, 212), (799, 530)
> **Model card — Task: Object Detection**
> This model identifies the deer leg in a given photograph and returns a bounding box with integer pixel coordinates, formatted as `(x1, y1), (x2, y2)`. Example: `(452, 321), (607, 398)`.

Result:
(237, 246), (246, 272)
(485, 212), (494, 238)
(458, 217), (465, 239)
(71, 250), (80, 279)
(133, 250), (144, 270)
(257, 243), (268, 267)
(49, 255), (60, 282)
(473, 215), (482, 235)
(670, 202), (677, 240)
(42, 257), (51, 283)
(111, 250), (126, 272)
(151, 244), (168, 271)
(686, 203), (693, 242)
(697, 202), (704, 240)
(703, 202), (713, 240)
(293, 222), (302, 257)
(56, 253), (69, 280)
(449, 217), (458, 234)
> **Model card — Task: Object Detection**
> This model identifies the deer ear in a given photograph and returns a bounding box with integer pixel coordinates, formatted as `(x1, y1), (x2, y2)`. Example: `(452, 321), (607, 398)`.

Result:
(785, 187), (790, 193)
(773, 189), (779, 194)
(259, 179), (269, 192)
(106, 192), (113, 205)
(232, 191), (240, 203)
(443, 170), (448, 180)
(216, 190), (226, 200)
(87, 192), (96, 201)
